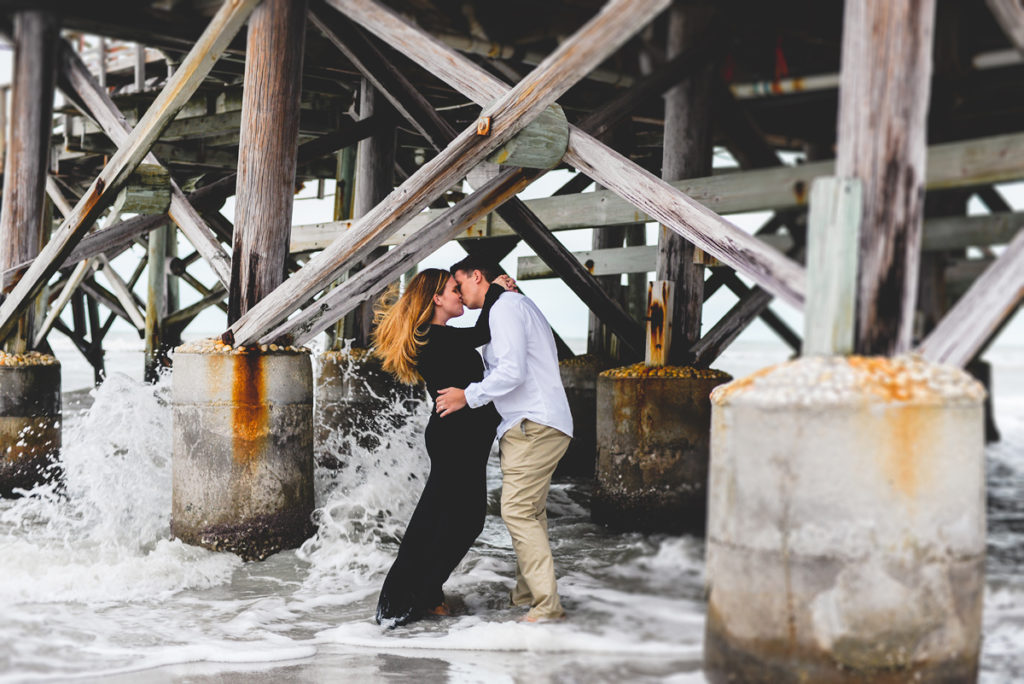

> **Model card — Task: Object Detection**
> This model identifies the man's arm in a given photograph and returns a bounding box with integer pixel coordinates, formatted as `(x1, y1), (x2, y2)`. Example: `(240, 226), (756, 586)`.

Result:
(436, 298), (527, 417)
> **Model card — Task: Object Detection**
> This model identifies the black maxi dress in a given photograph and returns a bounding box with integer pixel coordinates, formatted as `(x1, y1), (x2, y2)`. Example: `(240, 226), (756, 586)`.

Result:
(375, 284), (504, 626)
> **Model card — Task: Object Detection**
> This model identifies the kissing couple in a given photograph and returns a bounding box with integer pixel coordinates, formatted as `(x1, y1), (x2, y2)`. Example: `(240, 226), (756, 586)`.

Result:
(371, 255), (573, 626)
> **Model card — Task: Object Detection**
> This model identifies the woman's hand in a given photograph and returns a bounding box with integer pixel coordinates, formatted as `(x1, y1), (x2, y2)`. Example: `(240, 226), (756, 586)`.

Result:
(494, 274), (518, 292)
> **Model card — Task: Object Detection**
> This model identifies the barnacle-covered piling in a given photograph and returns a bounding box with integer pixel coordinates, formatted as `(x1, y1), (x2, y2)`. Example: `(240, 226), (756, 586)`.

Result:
(592, 363), (731, 533)
(0, 352), (60, 497)
(170, 339), (314, 561)
(705, 355), (985, 683)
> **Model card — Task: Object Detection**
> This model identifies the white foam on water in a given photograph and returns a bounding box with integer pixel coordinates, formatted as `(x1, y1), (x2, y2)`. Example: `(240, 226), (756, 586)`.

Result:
(317, 617), (698, 657)
(0, 347), (1020, 681)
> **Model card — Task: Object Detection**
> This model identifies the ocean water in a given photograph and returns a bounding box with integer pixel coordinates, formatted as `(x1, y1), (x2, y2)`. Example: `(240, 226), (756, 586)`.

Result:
(0, 340), (1021, 682)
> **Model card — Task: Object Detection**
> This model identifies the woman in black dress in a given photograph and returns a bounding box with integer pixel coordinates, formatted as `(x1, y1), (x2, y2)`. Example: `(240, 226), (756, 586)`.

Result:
(371, 268), (512, 626)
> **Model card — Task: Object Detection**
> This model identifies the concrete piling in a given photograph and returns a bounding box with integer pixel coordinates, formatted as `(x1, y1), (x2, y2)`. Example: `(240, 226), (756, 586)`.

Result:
(592, 363), (731, 533)
(556, 354), (613, 478)
(171, 340), (314, 561)
(314, 348), (422, 468)
(0, 352), (60, 497)
(704, 355), (986, 683)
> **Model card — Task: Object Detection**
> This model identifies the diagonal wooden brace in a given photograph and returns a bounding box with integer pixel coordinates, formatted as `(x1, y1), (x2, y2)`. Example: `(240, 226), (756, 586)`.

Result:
(226, 0), (672, 346)
(0, 0), (258, 343)
(340, 0), (806, 308)
(54, 38), (232, 288)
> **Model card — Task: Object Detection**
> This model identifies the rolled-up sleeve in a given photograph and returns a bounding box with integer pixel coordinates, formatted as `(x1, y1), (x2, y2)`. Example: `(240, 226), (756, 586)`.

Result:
(464, 300), (527, 409)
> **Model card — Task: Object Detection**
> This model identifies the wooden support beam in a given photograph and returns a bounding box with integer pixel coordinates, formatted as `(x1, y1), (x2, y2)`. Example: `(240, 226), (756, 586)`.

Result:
(691, 271), (803, 366)
(986, 0), (1024, 54)
(333, 0), (804, 308)
(0, 0), (258, 343)
(85, 293), (106, 383)
(803, 177), (861, 356)
(976, 185), (1012, 214)
(837, 0), (936, 355)
(496, 195), (644, 358)
(713, 79), (783, 170)
(144, 224), (168, 382)
(917, 226), (1024, 367)
(565, 133), (805, 308)
(228, 0), (309, 323)
(165, 285), (227, 329)
(79, 278), (132, 325)
(588, 220), (625, 357)
(46, 176), (75, 218)
(53, 28), (239, 292)
(228, 0), (671, 346)
(185, 117), (386, 212)
(343, 79), (395, 347)
(690, 280), (771, 368)
(292, 129), (1024, 253)
(625, 225), (648, 324)
(96, 254), (146, 332)
(657, 2), (715, 365)
(33, 259), (95, 349)
(0, 11), (60, 352)
(308, 6), (450, 151)
(263, 166), (538, 346)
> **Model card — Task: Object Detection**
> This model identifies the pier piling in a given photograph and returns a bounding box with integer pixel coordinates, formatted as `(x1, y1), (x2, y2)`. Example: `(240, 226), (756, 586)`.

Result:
(705, 356), (985, 682)
(171, 344), (314, 561)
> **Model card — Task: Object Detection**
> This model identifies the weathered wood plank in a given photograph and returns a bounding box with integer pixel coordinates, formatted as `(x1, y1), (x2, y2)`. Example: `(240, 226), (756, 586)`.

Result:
(229, 0), (309, 323)
(263, 166), (538, 346)
(96, 253), (146, 331)
(690, 281), (772, 368)
(165, 285), (228, 328)
(917, 225), (1024, 366)
(986, 0), (1024, 53)
(518, 245), (657, 280)
(33, 260), (95, 349)
(54, 28), (235, 290)
(0, 11), (60, 351)
(657, 2), (714, 364)
(837, 0), (936, 355)
(720, 272), (803, 353)
(228, 0), (672, 345)
(343, 79), (394, 347)
(45, 176), (75, 218)
(0, 0), (258, 342)
(803, 177), (861, 356)
(515, 234), (800, 281)
(564, 130), (806, 308)
(144, 224), (168, 382)
(324, 0), (806, 308)
(289, 131), (1024, 248)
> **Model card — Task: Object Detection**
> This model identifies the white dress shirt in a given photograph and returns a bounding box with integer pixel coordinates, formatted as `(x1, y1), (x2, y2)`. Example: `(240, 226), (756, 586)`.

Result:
(464, 292), (573, 439)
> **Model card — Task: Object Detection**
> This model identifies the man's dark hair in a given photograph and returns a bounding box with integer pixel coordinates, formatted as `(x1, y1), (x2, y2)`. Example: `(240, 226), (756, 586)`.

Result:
(449, 255), (501, 283)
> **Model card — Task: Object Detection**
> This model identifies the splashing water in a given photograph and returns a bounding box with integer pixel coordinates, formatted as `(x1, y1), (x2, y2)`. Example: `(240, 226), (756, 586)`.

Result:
(0, 347), (1021, 681)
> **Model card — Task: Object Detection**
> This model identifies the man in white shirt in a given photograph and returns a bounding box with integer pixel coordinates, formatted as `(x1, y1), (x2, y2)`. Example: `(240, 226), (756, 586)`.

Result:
(435, 256), (573, 622)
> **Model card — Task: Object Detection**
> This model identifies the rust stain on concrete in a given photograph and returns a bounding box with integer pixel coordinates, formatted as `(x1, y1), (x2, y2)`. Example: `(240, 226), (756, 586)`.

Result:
(232, 351), (268, 464)
(882, 407), (925, 499)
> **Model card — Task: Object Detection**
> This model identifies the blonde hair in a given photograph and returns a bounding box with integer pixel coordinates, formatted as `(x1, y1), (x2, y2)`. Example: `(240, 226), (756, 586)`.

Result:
(372, 268), (450, 384)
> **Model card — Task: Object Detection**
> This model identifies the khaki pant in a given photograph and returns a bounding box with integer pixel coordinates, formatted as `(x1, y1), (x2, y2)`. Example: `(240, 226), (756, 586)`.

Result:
(499, 419), (571, 620)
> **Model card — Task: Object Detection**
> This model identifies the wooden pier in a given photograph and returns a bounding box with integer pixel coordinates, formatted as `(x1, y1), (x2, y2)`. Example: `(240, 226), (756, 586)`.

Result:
(0, 0), (1018, 375)
(1, 0), (1023, 677)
